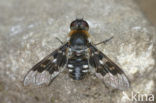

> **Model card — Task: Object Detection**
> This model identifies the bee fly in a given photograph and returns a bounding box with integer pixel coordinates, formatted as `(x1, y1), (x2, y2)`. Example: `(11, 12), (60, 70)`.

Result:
(24, 19), (130, 90)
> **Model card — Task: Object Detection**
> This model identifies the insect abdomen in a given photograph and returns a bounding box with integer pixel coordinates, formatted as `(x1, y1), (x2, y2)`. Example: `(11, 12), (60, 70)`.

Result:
(67, 56), (89, 80)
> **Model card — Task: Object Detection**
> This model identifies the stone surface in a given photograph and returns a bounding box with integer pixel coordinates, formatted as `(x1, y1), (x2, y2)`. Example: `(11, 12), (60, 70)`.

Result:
(0, 0), (155, 103)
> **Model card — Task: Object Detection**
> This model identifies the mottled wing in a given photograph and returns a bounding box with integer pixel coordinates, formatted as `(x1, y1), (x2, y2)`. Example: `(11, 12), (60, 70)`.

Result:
(89, 44), (130, 90)
(23, 43), (68, 86)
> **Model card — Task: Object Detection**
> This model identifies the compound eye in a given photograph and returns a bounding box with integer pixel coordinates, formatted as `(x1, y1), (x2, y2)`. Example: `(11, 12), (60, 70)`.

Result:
(81, 21), (88, 28)
(70, 21), (76, 28)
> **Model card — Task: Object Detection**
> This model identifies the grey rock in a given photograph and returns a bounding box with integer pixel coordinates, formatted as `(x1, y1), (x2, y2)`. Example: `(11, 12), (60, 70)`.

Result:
(0, 0), (155, 103)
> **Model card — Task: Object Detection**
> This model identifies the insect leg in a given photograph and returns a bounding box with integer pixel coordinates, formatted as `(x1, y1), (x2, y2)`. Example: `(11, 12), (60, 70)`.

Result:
(95, 36), (113, 45)
(55, 37), (64, 44)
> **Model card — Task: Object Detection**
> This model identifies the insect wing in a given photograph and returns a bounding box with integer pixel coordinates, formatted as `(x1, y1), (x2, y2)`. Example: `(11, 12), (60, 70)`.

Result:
(23, 43), (68, 86)
(89, 44), (130, 90)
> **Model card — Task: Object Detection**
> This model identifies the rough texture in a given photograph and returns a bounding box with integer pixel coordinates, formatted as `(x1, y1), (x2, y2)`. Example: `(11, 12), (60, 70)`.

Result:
(0, 0), (155, 103)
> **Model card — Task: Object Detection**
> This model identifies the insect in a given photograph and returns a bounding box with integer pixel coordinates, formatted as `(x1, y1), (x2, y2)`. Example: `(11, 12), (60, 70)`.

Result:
(24, 19), (130, 90)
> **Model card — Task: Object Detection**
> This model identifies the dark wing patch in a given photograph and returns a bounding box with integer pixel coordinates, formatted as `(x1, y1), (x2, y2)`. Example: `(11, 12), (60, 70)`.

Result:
(23, 43), (68, 86)
(89, 44), (130, 90)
